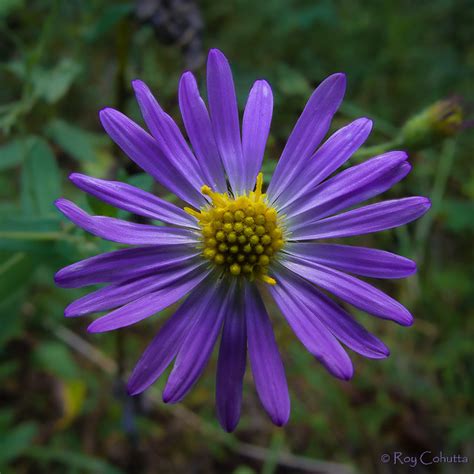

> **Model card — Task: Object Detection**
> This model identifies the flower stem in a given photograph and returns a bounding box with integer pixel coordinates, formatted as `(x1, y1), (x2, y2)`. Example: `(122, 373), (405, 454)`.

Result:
(415, 139), (457, 263)
(352, 138), (403, 161)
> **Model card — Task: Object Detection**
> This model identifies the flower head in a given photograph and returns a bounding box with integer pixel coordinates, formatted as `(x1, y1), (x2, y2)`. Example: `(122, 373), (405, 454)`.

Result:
(185, 174), (284, 283)
(55, 49), (430, 431)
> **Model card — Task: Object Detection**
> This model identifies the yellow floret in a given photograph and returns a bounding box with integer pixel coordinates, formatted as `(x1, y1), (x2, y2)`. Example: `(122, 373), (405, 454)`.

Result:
(185, 172), (285, 284)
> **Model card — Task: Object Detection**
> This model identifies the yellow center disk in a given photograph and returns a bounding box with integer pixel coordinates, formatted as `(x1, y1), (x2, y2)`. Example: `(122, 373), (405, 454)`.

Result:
(185, 173), (284, 285)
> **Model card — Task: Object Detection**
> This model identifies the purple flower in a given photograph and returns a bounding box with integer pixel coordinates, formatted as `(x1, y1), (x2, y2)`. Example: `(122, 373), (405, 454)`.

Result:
(55, 49), (430, 432)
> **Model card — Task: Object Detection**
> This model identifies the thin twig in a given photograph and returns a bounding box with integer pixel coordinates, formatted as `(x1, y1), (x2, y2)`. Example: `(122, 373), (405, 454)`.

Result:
(52, 325), (355, 474)
(414, 139), (457, 264)
(53, 325), (116, 374)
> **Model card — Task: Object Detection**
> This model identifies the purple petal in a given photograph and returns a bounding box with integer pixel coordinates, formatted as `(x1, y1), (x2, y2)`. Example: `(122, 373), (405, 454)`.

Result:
(280, 256), (414, 326)
(69, 173), (198, 228)
(284, 242), (416, 279)
(267, 73), (346, 203)
(216, 284), (247, 432)
(272, 266), (390, 359)
(287, 151), (410, 222)
(127, 278), (216, 395)
(245, 281), (290, 426)
(207, 49), (244, 195)
(65, 260), (206, 316)
(162, 278), (232, 403)
(269, 270), (354, 379)
(55, 246), (200, 288)
(290, 197), (431, 240)
(131, 80), (205, 191)
(276, 118), (372, 210)
(270, 290), (354, 380)
(242, 80), (273, 192)
(99, 108), (206, 208)
(55, 199), (198, 246)
(87, 267), (211, 333)
(178, 72), (227, 192)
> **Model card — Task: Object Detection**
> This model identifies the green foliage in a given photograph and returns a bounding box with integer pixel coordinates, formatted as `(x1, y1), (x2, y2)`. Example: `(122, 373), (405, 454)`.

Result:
(26, 446), (124, 474)
(33, 341), (79, 379)
(0, 251), (33, 302)
(45, 119), (104, 163)
(0, 0), (472, 473)
(28, 58), (82, 105)
(0, 138), (29, 170)
(20, 136), (60, 216)
(0, 420), (38, 466)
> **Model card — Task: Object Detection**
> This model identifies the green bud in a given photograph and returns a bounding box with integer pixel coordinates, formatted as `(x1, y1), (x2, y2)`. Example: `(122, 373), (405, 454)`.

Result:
(399, 97), (468, 150)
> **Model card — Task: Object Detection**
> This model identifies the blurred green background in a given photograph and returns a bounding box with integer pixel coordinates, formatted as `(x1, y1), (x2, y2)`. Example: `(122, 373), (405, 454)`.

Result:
(0, 1), (473, 473)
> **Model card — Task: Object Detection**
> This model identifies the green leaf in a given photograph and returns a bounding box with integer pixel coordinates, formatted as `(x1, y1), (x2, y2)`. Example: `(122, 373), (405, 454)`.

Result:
(0, 136), (36, 171)
(0, 251), (34, 302)
(276, 65), (312, 97)
(25, 446), (123, 474)
(440, 199), (474, 232)
(21, 137), (61, 217)
(0, 216), (69, 255)
(31, 59), (81, 104)
(45, 119), (103, 162)
(86, 194), (118, 217)
(448, 417), (474, 446)
(0, 251), (35, 339)
(0, 215), (61, 235)
(0, 422), (38, 465)
(85, 3), (134, 42)
(0, 409), (15, 429)
(33, 342), (79, 380)
(260, 159), (277, 183)
(0, 0), (23, 17)
(125, 172), (154, 192)
(0, 360), (18, 380)
(0, 217), (63, 254)
(233, 468), (257, 474)
(0, 294), (25, 347)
